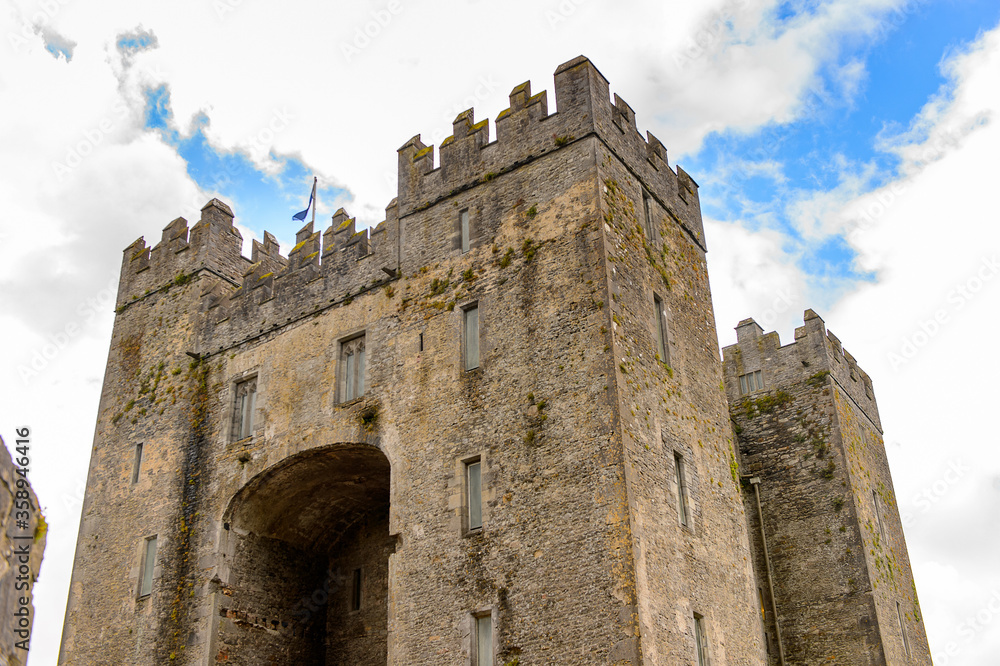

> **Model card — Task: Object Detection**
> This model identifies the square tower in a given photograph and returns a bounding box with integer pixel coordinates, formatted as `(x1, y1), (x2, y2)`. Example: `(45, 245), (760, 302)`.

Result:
(61, 56), (779, 665)
(723, 310), (932, 664)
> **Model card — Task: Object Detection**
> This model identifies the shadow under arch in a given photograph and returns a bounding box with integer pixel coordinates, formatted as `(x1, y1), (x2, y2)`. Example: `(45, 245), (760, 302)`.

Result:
(218, 442), (394, 665)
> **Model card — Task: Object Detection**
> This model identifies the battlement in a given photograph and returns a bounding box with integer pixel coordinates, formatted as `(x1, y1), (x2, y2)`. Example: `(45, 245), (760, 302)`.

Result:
(117, 199), (248, 306)
(722, 309), (881, 430)
(397, 55), (705, 247)
(114, 55), (704, 352)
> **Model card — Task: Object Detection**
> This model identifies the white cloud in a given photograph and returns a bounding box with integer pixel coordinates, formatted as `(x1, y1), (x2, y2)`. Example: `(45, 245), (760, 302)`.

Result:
(706, 217), (808, 345)
(826, 21), (1000, 664)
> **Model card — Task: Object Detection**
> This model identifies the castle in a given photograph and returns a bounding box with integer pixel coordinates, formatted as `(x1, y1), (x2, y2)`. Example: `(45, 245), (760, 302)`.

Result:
(60, 56), (931, 665)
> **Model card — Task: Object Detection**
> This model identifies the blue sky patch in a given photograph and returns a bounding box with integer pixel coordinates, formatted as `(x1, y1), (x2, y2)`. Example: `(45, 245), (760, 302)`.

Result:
(687, 0), (1000, 290)
(143, 85), (172, 131)
(141, 87), (348, 246)
(116, 27), (158, 58)
(44, 41), (72, 61)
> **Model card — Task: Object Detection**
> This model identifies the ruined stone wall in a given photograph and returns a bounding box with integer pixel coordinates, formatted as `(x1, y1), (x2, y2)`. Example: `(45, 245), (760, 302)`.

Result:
(0, 438), (45, 666)
(722, 311), (931, 665)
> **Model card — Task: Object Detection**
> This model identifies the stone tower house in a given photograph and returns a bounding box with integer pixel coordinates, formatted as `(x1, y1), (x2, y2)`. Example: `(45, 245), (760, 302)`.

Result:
(60, 56), (929, 665)
(723, 312), (931, 664)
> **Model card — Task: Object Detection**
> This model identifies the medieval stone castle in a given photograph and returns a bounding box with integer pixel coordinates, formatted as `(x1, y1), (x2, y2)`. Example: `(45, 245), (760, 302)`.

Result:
(60, 56), (931, 665)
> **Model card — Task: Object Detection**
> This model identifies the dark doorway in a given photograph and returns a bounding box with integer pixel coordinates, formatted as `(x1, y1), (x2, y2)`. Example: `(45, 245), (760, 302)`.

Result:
(219, 444), (392, 665)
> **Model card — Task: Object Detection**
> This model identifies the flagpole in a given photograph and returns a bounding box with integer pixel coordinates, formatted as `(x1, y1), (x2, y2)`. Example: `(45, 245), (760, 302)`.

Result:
(311, 177), (317, 228)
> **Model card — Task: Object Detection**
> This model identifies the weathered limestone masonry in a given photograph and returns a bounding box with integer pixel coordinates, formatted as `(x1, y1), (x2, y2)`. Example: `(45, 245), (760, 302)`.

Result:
(0, 438), (45, 666)
(723, 311), (932, 665)
(60, 54), (927, 666)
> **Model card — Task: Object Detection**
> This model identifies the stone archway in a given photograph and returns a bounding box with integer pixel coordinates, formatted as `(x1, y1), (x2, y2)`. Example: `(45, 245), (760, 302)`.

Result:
(218, 444), (393, 665)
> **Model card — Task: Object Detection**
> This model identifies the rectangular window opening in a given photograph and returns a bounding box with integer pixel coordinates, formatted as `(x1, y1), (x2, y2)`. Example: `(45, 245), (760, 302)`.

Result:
(675, 452), (689, 526)
(464, 305), (479, 371)
(234, 377), (257, 440)
(738, 370), (763, 395)
(340, 336), (366, 402)
(132, 443), (144, 484)
(642, 193), (654, 239)
(467, 459), (483, 531)
(350, 568), (362, 611)
(897, 601), (911, 657)
(874, 490), (887, 541)
(474, 612), (493, 666)
(461, 209), (471, 253)
(140, 535), (157, 598)
(694, 613), (709, 666)
(653, 294), (668, 364)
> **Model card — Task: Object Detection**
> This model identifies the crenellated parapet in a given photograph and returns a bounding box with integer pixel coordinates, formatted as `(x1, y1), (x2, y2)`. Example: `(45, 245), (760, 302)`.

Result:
(199, 199), (400, 354)
(115, 55), (702, 352)
(397, 56), (705, 248)
(117, 199), (247, 308)
(722, 310), (881, 430)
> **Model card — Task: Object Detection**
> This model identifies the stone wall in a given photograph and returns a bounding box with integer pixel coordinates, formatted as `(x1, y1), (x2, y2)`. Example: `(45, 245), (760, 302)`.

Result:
(0, 438), (45, 666)
(62, 54), (929, 666)
(596, 145), (766, 664)
(722, 310), (931, 665)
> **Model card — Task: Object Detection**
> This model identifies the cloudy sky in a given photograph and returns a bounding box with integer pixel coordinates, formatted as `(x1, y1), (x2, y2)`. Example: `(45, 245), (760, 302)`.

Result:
(1, 0), (998, 663)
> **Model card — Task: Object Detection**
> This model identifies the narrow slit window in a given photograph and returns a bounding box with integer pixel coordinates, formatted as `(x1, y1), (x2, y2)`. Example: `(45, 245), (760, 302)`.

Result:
(694, 613), (709, 666)
(874, 490), (887, 541)
(234, 378), (257, 440)
(464, 306), (479, 371)
(350, 568), (362, 611)
(132, 443), (144, 484)
(340, 336), (366, 401)
(461, 209), (471, 253)
(475, 613), (493, 666)
(897, 601), (911, 657)
(642, 193), (654, 239)
(140, 536), (157, 598)
(675, 452), (689, 526)
(653, 294), (668, 364)
(467, 460), (483, 530)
